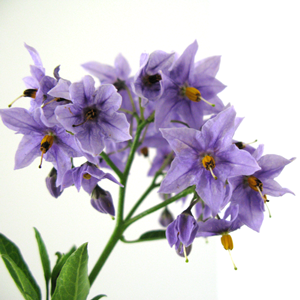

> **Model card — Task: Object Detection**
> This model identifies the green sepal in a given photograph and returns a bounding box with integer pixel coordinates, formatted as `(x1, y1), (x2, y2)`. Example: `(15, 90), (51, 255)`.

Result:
(51, 243), (90, 300)
(90, 295), (107, 300)
(121, 230), (166, 243)
(33, 228), (51, 298)
(1, 254), (40, 300)
(0, 233), (41, 299)
(51, 246), (76, 296)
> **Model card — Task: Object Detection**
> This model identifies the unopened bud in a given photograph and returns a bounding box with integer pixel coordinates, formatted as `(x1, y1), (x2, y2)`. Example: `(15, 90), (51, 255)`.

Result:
(91, 185), (115, 217)
(45, 168), (63, 198)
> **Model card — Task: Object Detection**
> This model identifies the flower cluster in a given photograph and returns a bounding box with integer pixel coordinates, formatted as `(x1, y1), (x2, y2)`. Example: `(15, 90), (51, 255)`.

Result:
(0, 41), (294, 269)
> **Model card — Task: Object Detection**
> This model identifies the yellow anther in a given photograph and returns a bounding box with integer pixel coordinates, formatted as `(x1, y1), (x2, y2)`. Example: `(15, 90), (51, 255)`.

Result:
(202, 155), (217, 180)
(247, 176), (263, 192)
(39, 135), (54, 168)
(8, 89), (38, 107)
(185, 87), (201, 102)
(184, 87), (215, 107)
(83, 173), (92, 180)
(221, 234), (233, 250)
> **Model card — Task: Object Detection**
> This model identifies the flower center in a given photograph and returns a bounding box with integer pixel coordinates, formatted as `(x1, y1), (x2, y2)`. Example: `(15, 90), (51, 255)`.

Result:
(83, 173), (92, 180)
(202, 155), (217, 180)
(247, 175), (266, 201)
(142, 73), (162, 86)
(72, 108), (98, 128)
(39, 134), (54, 168)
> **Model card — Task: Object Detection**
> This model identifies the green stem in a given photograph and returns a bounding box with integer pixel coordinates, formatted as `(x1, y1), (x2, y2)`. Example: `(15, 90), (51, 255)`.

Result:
(89, 113), (155, 286)
(124, 185), (195, 228)
(125, 85), (137, 113)
(125, 180), (160, 222)
(88, 225), (124, 286)
(100, 152), (123, 180)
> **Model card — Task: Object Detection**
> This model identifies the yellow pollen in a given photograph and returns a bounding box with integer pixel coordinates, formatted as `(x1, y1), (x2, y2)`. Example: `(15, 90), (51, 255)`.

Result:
(202, 155), (217, 180)
(39, 135), (54, 168)
(83, 173), (92, 180)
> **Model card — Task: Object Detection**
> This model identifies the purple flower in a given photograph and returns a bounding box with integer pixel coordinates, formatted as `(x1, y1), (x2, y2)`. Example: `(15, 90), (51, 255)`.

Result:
(91, 185), (115, 216)
(158, 106), (260, 215)
(166, 209), (198, 261)
(0, 107), (80, 185)
(155, 40), (226, 130)
(159, 207), (174, 227)
(61, 162), (122, 194)
(45, 167), (63, 198)
(82, 54), (135, 120)
(229, 144), (295, 232)
(55, 75), (132, 157)
(133, 50), (174, 103)
(196, 205), (243, 237)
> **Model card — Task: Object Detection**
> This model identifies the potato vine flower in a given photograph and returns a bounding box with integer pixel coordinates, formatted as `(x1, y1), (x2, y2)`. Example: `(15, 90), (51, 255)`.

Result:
(158, 106), (260, 215)
(55, 75), (132, 157)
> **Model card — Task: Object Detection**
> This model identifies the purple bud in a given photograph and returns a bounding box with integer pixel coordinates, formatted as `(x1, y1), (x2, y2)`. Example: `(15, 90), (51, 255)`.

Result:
(91, 185), (115, 216)
(159, 207), (174, 227)
(45, 167), (63, 198)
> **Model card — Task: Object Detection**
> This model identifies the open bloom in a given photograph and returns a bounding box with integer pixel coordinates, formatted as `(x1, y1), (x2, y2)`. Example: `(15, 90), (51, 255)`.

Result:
(55, 75), (132, 156)
(158, 106), (260, 215)
(229, 144), (295, 232)
(0, 107), (80, 185)
(154, 40), (226, 130)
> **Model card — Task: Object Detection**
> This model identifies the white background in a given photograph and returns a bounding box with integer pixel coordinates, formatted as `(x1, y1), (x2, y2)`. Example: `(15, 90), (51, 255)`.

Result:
(0, 1), (299, 299)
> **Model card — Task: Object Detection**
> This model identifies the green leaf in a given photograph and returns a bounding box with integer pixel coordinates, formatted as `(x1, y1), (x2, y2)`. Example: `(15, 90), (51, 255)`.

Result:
(1, 255), (40, 300)
(121, 230), (166, 243)
(52, 243), (90, 300)
(51, 246), (76, 296)
(33, 228), (51, 297)
(90, 295), (107, 300)
(0, 233), (41, 299)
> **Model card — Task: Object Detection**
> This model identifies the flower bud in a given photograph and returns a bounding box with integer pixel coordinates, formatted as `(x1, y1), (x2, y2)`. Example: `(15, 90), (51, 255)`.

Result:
(159, 207), (174, 227)
(45, 167), (63, 198)
(91, 185), (115, 216)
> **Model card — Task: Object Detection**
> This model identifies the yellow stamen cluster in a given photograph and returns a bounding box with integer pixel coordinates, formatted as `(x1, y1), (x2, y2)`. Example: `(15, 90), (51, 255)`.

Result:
(221, 234), (237, 270)
(202, 155), (217, 180)
(39, 135), (54, 168)
(185, 87), (201, 102)
(184, 87), (215, 107)
(247, 176), (263, 192)
(83, 173), (92, 180)
(221, 234), (234, 250)
(8, 89), (38, 108)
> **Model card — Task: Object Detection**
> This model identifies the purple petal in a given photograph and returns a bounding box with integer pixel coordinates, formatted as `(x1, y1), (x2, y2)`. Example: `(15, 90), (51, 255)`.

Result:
(115, 54), (131, 80)
(262, 178), (294, 197)
(194, 56), (221, 77)
(256, 154), (294, 179)
(48, 79), (72, 100)
(158, 157), (199, 194)
(14, 134), (41, 169)
(81, 61), (116, 83)
(24, 43), (44, 69)
(169, 40), (198, 85)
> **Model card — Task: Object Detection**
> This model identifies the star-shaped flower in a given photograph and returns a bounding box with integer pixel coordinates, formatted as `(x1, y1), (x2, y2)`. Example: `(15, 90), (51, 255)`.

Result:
(158, 106), (260, 215)
(55, 75), (132, 156)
